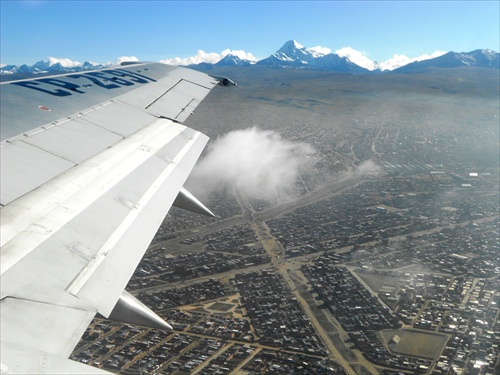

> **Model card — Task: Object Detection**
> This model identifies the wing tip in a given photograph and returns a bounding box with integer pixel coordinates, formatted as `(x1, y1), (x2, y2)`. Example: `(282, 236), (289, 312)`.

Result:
(210, 75), (237, 87)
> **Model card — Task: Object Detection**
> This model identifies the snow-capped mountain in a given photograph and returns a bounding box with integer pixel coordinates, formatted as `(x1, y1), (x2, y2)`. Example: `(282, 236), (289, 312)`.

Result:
(2, 42), (499, 79)
(257, 40), (325, 65)
(214, 54), (254, 67)
(1, 59), (108, 76)
(256, 40), (370, 73)
(193, 41), (498, 73)
(393, 49), (500, 73)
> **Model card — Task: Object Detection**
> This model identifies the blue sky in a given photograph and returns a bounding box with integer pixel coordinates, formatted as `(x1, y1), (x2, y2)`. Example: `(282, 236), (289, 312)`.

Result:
(1, 1), (498, 67)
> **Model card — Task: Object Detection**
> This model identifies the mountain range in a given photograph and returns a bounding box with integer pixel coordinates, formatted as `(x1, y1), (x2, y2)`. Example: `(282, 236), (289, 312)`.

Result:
(1, 40), (498, 78)
(209, 40), (499, 73)
(1, 60), (109, 77)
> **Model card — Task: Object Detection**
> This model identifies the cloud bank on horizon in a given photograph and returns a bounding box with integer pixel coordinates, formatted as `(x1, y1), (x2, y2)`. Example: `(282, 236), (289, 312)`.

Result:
(161, 49), (258, 66)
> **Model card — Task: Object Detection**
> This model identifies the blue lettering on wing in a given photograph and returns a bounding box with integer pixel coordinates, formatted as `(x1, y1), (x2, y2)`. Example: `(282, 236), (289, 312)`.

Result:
(11, 67), (157, 96)
(108, 69), (157, 83)
(70, 73), (121, 89)
(12, 80), (75, 97)
(38, 78), (86, 94)
(84, 72), (124, 88)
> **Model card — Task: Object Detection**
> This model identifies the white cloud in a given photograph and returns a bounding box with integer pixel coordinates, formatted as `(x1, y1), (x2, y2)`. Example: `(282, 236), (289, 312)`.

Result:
(221, 49), (257, 62)
(377, 54), (412, 71)
(416, 50), (448, 60)
(356, 160), (381, 176)
(188, 127), (316, 201)
(161, 49), (257, 66)
(377, 50), (447, 71)
(48, 57), (81, 68)
(309, 46), (332, 56)
(116, 56), (139, 65)
(335, 47), (377, 70)
(333, 47), (448, 71)
(161, 50), (221, 65)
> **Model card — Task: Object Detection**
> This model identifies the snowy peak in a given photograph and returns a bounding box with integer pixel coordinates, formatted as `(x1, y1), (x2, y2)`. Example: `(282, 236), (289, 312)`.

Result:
(256, 40), (370, 73)
(480, 49), (498, 59)
(394, 49), (499, 72)
(291, 40), (304, 49)
(269, 40), (324, 64)
(1, 59), (109, 76)
(214, 54), (253, 67)
(277, 40), (326, 58)
(276, 40), (306, 55)
(462, 49), (499, 67)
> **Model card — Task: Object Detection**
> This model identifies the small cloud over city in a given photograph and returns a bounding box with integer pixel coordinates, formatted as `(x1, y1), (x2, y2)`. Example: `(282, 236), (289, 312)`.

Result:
(356, 160), (382, 176)
(188, 127), (316, 200)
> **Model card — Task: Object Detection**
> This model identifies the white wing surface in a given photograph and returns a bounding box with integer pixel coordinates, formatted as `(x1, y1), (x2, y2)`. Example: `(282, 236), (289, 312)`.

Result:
(0, 63), (232, 374)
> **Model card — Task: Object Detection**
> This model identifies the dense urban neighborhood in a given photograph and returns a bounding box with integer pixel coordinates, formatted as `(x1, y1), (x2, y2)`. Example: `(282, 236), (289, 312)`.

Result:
(70, 65), (498, 374)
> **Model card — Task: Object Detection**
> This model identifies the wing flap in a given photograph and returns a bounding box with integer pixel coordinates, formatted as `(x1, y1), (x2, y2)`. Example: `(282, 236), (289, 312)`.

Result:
(1, 343), (111, 374)
(22, 117), (124, 163)
(0, 141), (76, 205)
(74, 130), (208, 316)
(2, 120), (208, 317)
(174, 98), (202, 123)
(0, 298), (96, 358)
(80, 101), (157, 137)
(143, 79), (211, 120)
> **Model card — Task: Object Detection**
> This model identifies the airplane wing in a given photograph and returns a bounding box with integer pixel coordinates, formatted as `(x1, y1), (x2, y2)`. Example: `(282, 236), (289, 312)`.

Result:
(0, 62), (234, 374)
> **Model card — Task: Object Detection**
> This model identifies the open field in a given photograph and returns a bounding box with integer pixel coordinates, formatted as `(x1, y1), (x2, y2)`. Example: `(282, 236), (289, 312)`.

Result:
(381, 329), (449, 360)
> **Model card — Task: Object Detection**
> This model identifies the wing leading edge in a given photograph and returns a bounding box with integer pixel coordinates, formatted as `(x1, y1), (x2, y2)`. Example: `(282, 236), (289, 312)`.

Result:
(0, 63), (232, 374)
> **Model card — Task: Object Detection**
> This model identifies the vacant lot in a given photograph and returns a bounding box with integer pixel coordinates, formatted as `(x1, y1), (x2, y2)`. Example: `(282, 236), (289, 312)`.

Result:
(382, 328), (448, 360)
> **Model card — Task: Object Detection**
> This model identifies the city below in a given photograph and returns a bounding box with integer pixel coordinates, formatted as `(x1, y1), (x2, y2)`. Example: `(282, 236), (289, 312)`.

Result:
(70, 67), (499, 375)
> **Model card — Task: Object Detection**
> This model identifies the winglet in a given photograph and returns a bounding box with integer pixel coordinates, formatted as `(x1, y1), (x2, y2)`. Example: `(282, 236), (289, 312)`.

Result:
(173, 188), (215, 217)
(210, 75), (237, 87)
(108, 291), (172, 330)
